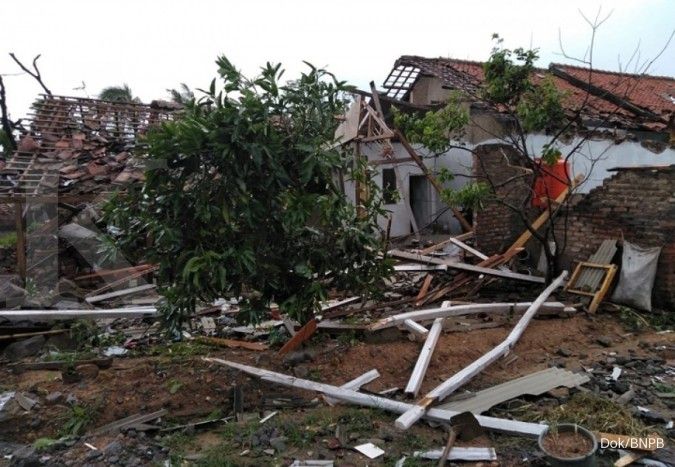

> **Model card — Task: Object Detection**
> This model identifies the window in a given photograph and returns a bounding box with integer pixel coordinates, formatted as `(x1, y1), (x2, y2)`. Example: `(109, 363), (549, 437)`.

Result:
(382, 168), (398, 204)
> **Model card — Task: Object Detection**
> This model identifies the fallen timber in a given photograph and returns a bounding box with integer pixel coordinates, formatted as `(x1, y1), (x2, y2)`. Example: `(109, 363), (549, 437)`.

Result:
(394, 271), (568, 430)
(203, 358), (547, 437)
(0, 307), (157, 321)
(370, 301), (570, 331)
(388, 250), (544, 284)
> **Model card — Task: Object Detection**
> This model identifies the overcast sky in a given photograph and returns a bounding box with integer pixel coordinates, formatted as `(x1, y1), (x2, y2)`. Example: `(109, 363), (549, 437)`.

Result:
(1, 0), (673, 120)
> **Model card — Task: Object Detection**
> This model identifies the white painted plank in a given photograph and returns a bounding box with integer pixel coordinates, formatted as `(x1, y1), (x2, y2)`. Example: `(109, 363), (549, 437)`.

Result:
(0, 307), (157, 321)
(402, 319), (429, 338)
(395, 272), (568, 430)
(414, 447), (497, 461)
(85, 284), (157, 304)
(370, 302), (567, 331)
(388, 250), (544, 284)
(393, 264), (447, 272)
(324, 369), (381, 406)
(203, 358), (547, 437)
(447, 238), (489, 260)
(405, 318), (444, 396)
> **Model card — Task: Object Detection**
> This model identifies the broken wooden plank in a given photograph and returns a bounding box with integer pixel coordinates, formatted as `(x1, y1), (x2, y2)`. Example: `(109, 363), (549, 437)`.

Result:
(402, 319), (429, 338)
(0, 307), (157, 321)
(74, 264), (156, 281)
(405, 318), (443, 397)
(320, 297), (360, 313)
(446, 238), (488, 260)
(394, 264), (446, 272)
(278, 318), (317, 356)
(9, 358), (113, 373)
(388, 250), (544, 284)
(505, 174), (583, 254)
(85, 284), (157, 304)
(203, 358), (547, 437)
(94, 409), (168, 435)
(419, 232), (474, 256)
(394, 272), (568, 430)
(85, 265), (158, 298)
(196, 336), (268, 351)
(413, 447), (497, 461)
(370, 302), (567, 331)
(395, 130), (472, 232)
(415, 274), (433, 305)
(325, 369), (381, 406)
(0, 329), (67, 341)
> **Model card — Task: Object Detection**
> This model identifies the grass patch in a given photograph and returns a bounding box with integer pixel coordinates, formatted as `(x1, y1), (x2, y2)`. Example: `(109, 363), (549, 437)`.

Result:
(618, 306), (675, 332)
(0, 231), (16, 248)
(33, 438), (60, 451)
(515, 392), (651, 436)
(59, 404), (96, 436)
(42, 350), (98, 363)
(146, 341), (211, 362)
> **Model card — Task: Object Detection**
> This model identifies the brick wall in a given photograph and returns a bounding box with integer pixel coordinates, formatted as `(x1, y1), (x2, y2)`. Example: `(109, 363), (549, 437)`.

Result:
(473, 143), (535, 254)
(558, 166), (675, 308)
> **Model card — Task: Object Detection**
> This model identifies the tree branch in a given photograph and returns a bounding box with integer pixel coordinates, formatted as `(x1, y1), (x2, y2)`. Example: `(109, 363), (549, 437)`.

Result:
(9, 53), (52, 96)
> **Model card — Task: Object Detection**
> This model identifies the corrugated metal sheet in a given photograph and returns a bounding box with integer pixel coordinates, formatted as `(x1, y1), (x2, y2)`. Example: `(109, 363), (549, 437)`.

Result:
(436, 367), (589, 414)
(576, 239), (618, 291)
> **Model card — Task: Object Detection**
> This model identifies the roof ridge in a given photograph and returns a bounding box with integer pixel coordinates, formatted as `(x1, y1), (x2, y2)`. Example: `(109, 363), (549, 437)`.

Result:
(549, 62), (675, 82)
(396, 55), (674, 82)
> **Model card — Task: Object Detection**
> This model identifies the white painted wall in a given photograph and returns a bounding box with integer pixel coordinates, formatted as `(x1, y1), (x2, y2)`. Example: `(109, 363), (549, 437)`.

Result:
(524, 134), (675, 193)
(345, 135), (675, 237)
(345, 142), (472, 237)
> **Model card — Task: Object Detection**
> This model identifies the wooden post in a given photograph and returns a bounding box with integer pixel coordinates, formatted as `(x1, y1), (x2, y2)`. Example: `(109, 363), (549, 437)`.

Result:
(394, 130), (473, 232)
(15, 202), (26, 283)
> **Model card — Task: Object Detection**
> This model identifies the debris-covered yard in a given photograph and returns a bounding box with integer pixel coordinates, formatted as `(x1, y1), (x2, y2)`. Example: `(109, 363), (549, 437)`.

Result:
(1, 233), (674, 466)
(1, 14), (674, 466)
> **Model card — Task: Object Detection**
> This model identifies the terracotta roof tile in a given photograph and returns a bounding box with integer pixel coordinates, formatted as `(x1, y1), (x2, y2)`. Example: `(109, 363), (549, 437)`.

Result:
(387, 55), (672, 130)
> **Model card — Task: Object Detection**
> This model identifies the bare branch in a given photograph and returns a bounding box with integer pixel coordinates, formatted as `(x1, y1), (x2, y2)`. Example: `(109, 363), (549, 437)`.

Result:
(9, 53), (52, 95)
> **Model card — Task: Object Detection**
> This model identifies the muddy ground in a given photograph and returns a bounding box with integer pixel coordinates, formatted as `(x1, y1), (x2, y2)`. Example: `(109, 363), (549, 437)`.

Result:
(1, 310), (674, 466)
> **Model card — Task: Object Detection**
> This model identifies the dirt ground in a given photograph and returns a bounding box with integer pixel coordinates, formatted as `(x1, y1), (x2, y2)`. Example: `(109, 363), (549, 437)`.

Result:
(1, 312), (674, 466)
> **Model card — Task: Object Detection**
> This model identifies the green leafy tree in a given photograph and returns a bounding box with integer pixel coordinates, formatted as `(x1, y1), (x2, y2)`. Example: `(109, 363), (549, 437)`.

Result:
(98, 84), (139, 102)
(103, 57), (391, 331)
(167, 83), (195, 105)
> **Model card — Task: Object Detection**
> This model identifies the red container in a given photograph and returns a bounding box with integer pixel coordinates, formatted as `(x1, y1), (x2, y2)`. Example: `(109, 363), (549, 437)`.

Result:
(532, 159), (570, 208)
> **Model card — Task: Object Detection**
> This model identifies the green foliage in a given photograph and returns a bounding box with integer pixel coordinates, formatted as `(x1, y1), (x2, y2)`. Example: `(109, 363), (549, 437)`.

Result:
(33, 438), (60, 451)
(98, 84), (137, 102)
(167, 83), (195, 105)
(0, 231), (17, 248)
(517, 77), (567, 133)
(0, 129), (13, 156)
(392, 97), (468, 153)
(60, 404), (95, 436)
(104, 57), (391, 331)
(266, 326), (286, 346)
(441, 181), (490, 210)
(483, 35), (539, 106)
(484, 35), (566, 133)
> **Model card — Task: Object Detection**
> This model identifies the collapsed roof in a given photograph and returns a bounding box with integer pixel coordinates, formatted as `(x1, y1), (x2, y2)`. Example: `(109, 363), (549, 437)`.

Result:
(383, 56), (674, 132)
(0, 95), (178, 201)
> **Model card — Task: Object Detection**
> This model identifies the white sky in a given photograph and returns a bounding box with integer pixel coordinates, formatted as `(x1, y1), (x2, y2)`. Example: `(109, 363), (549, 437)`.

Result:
(1, 0), (674, 120)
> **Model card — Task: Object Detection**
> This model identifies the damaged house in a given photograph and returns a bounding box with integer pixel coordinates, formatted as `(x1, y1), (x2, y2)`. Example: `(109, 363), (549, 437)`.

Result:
(0, 94), (177, 294)
(342, 56), (674, 307)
